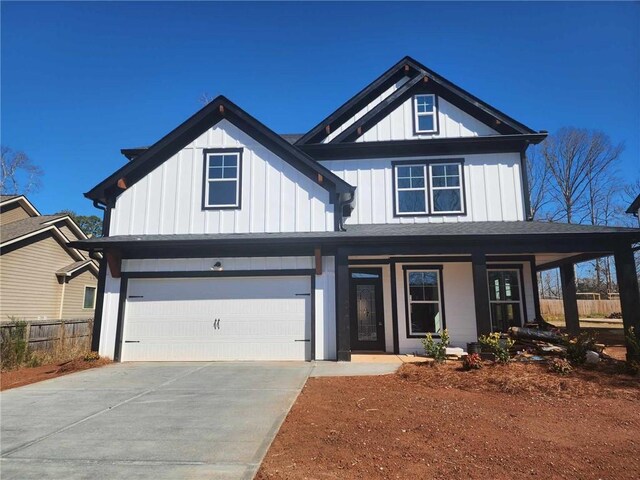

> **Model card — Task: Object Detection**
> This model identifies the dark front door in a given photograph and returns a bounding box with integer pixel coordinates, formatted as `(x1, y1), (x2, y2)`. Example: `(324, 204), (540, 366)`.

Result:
(349, 268), (385, 351)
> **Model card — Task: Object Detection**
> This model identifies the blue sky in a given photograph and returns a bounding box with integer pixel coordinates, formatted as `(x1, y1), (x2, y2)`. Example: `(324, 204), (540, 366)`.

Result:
(2, 1), (638, 216)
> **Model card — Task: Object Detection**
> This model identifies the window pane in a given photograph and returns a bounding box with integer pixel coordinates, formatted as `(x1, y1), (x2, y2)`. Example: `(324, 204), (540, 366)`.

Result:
(417, 95), (434, 110)
(397, 178), (411, 189)
(410, 303), (441, 334)
(208, 180), (237, 206)
(447, 176), (460, 187)
(83, 287), (96, 309)
(432, 176), (446, 188)
(222, 155), (237, 167)
(490, 303), (521, 332)
(411, 177), (425, 188)
(418, 115), (434, 132)
(488, 272), (502, 301)
(446, 164), (458, 175)
(432, 165), (445, 176)
(433, 189), (461, 212)
(397, 166), (411, 178)
(223, 167), (237, 179)
(209, 155), (223, 167)
(410, 166), (423, 177)
(398, 190), (426, 213)
(208, 166), (223, 179)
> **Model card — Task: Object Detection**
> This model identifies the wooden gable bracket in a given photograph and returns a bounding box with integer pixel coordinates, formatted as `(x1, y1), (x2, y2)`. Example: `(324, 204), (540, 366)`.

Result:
(317, 173), (324, 184)
(219, 105), (225, 114)
(357, 126), (362, 136)
(404, 64), (410, 73)
(117, 178), (128, 190)
(423, 76), (429, 83)
(315, 247), (322, 275)
(105, 249), (122, 278)
(325, 125), (331, 134)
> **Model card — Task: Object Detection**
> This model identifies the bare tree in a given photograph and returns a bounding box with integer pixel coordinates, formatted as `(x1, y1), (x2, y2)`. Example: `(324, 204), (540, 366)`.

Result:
(541, 128), (624, 224)
(0, 146), (43, 195)
(525, 145), (550, 219)
(199, 93), (214, 106)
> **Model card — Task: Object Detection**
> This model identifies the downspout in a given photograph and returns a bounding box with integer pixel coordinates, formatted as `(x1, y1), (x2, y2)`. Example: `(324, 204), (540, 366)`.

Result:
(337, 191), (355, 232)
(58, 278), (67, 319)
(90, 199), (109, 352)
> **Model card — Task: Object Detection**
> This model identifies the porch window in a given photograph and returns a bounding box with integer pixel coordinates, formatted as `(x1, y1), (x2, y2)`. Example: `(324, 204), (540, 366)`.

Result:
(405, 269), (443, 336)
(203, 150), (242, 208)
(395, 164), (427, 214)
(487, 269), (524, 332)
(413, 94), (437, 133)
(430, 163), (463, 213)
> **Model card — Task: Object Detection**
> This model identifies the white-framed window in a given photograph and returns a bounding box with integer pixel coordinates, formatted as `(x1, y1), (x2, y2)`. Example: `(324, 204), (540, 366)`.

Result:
(429, 163), (463, 213)
(204, 151), (241, 208)
(395, 164), (427, 214)
(83, 286), (96, 309)
(413, 94), (437, 133)
(405, 268), (443, 336)
(487, 268), (524, 332)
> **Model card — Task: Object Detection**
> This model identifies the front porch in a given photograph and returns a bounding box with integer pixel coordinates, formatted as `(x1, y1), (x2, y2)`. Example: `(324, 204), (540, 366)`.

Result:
(334, 228), (640, 361)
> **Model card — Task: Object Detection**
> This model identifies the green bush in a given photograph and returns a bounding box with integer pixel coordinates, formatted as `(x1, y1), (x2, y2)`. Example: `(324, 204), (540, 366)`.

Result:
(1, 320), (30, 370)
(422, 329), (450, 363)
(478, 332), (514, 363)
(563, 332), (596, 365)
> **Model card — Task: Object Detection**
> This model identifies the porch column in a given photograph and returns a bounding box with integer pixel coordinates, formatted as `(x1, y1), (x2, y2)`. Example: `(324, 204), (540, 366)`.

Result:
(560, 263), (580, 336)
(614, 244), (640, 361)
(471, 252), (492, 337)
(335, 247), (351, 361)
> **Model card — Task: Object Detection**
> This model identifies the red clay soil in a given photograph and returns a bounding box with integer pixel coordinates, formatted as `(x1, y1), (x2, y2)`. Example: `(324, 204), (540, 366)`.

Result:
(1, 357), (111, 391)
(257, 361), (640, 480)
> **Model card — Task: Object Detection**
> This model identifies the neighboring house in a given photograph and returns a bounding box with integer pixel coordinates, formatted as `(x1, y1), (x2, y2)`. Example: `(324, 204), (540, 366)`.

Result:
(0, 195), (99, 321)
(73, 56), (640, 362)
(626, 193), (640, 227)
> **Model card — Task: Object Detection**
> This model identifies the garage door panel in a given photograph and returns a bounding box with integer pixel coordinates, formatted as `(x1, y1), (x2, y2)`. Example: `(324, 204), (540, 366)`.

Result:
(121, 276), (311, 362)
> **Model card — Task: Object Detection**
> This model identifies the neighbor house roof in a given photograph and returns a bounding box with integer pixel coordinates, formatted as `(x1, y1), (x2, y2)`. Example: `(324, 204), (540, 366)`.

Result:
(70, 221), (640, 251)
(86, 96), (355, 205)
(55, 259), (98, 277)
(0, 195), (19, 201)
(295, 56), (542, 146)
(1, 214), (67, 244)
(626, 193), (640, 215)
(0, 194), (41, 216)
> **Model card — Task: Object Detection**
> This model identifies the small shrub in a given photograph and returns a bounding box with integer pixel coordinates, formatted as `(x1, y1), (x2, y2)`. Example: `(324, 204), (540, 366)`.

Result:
(83, 351), (100, 362)
(478, 332), (514, 363)
(422, 329), (450, 363)
(549, 358), (573, 375)
(462, 353), (482, 370)
(1, 320), (31, 370)
(606, 312), (622, 319)
(563, 332), (596, 365)
(624, 326), (640, 374)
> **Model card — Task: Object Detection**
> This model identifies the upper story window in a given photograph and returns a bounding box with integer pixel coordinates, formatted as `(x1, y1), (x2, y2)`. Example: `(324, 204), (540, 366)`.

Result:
(203, 149), (243, 209)
(393, 160), (465, 216)
(413, 94), (438, 133)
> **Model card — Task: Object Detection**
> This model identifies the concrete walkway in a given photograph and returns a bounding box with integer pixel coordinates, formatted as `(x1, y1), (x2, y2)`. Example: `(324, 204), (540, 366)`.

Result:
(1, 362), (312, 480)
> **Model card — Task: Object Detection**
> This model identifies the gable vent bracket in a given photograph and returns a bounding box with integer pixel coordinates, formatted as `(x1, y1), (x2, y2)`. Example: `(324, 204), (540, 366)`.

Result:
(219, 105), (225, 114)
(325, 125), (331, 134)
(423, 76), (429, 83)
(117, 178), (127, 190)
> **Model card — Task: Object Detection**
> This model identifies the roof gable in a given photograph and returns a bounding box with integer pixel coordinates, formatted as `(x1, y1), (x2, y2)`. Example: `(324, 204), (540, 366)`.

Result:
(86, 96), (354, 205)
(296, 56), (538, 145)
(0, 195), (40, 218)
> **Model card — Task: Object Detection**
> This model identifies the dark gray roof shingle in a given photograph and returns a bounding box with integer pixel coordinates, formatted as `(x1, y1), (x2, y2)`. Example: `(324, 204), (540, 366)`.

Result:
(55, 259), (95, 275)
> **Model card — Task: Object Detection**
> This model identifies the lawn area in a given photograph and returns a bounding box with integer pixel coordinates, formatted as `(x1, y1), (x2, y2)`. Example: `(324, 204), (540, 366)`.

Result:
(257, 361), (640, 480)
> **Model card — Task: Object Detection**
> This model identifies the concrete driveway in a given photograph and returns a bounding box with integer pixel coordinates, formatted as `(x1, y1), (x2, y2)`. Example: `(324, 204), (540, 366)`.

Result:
(1, 362), (312, 480)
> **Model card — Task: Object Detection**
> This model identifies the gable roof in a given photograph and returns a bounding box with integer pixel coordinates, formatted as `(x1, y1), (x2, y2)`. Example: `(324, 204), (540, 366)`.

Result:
(295, 56), (540, 145)
(0, 194), (41, 217)
(86, 96), (354, 205)
(626, 193), (640, 215)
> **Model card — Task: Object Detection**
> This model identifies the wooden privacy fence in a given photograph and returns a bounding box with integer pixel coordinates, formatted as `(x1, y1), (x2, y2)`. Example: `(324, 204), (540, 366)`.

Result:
(0, 318), (93, 354)
(541, 299), (621, 317)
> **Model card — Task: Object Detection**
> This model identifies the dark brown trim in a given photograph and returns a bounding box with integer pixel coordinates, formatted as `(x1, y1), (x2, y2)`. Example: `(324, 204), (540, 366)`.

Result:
(614, 245), (640, 360)
(471, 251), (492, 337)
(113, 275), (128, 361)
(560, 263), (580, 336)
(530, 258), (542, 319)
(520, 150), (533, 221)
(335, 248), (351, 361)
(401, 264), (446, 339)
(310, 273), (316, 361)
(201, 148), (244, 210)
(349, 267), (386, 351)
(389, 260), (400, 354)
(300, 134), (546, 161)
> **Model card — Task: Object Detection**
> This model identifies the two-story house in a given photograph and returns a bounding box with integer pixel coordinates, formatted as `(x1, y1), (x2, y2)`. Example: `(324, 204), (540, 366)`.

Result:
(73, 57), (640, 362)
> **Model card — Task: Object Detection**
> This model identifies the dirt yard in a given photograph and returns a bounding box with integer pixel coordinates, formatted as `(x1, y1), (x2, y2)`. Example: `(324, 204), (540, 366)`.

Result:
(257, 361), (640, 480)
(1, 357), (111, 391)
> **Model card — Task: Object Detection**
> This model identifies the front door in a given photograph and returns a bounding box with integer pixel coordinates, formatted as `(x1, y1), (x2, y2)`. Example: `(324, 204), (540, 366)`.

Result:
(349, 268), (385, 351)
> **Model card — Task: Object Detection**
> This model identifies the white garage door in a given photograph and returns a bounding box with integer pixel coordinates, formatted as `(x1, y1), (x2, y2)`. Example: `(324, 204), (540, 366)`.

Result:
(121, 276), (311, 362)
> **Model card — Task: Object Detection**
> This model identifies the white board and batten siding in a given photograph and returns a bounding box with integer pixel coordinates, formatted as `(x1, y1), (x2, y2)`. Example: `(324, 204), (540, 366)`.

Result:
(321, 152), (525, 225)
(356, 96), (498, 142)
(98, 256), (337, 361)
(109, 119), (334, 236)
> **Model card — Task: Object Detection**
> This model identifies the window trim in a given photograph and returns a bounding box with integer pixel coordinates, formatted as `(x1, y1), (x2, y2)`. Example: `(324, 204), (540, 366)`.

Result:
(391, 159), (466, 217)
(429, 162), (465, 214)
(402, 265), (446, 338)
(83, 285), (97, 310)
(201, 148), (243, 210)
(486, 264), (527, 332)
(413, 94), (439, 134)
